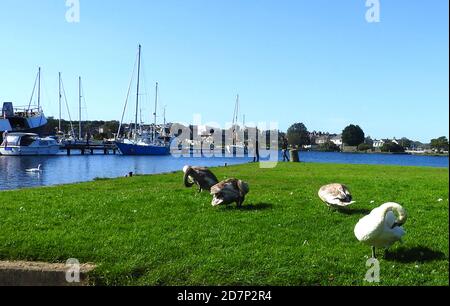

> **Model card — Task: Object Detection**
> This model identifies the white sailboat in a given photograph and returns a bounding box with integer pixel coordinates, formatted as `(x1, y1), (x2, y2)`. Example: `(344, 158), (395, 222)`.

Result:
(226, 94), (246, 154)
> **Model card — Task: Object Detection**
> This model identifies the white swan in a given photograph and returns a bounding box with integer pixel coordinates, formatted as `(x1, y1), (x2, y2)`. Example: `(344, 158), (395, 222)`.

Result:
(26, 164), (42, 173)
(354, 202), (408, 258)
(318, 184), (355, 209)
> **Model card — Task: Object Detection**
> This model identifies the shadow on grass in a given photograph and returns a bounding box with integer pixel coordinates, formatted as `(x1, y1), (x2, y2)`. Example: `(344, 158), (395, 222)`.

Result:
(384, 246), (447, 263)
(221, 203), (274, 211)
(335, 208), (371, 216)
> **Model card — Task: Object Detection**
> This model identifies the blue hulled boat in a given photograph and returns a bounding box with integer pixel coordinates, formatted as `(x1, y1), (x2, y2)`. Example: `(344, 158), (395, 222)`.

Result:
(115, 45), (171, 156)
(116, 140), (170, 156)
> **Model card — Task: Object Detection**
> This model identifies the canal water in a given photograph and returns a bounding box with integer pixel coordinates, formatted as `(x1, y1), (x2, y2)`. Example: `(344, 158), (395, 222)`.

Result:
(0, 151), (448, 191)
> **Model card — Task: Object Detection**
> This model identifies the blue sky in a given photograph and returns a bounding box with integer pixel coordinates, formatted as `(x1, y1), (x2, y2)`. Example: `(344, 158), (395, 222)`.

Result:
(0, 0), (448, 142)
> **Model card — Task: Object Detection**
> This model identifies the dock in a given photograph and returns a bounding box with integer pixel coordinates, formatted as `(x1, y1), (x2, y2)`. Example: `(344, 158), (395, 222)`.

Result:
(61, 143), (118, 156)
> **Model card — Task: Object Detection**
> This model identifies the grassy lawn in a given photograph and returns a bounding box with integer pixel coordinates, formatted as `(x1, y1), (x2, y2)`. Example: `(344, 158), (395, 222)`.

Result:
(0, 163), (448, 286)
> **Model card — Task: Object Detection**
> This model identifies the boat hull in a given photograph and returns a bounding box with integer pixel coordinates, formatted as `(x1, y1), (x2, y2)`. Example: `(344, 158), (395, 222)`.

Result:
(0, 145), (60, 156)
(115, 142), (170, 156)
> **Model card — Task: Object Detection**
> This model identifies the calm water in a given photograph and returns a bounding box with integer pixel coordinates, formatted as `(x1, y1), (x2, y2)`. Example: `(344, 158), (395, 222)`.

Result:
(0, 151), (448, 191)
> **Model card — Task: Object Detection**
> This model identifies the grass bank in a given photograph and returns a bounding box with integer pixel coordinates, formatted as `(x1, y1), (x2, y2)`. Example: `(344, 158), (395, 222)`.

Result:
(0, 163), (448, 286)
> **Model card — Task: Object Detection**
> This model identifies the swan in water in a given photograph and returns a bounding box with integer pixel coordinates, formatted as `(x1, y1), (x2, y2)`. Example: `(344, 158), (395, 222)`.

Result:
(318, 184), (355, 209)
(183, 166), (219, 193)
(26, 164), (42, 173)
(354, 202), (408, 258)
(210, 179), (249, 207)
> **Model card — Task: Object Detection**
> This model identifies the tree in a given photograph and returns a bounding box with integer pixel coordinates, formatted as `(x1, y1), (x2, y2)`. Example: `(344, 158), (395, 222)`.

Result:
(342, 125), (365, 146)
(381, 141), (405, 153)
(431, 136), (449, 152)
(398, 137), (413, 150)
(286, 123), (310, 148)
(319, 141), (341, 152)
(358, 143), (373, 151)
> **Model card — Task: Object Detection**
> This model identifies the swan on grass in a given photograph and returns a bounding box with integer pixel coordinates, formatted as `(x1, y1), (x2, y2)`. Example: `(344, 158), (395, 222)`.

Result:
(183, 165), (219, 193)
(318, 184), (355, 209)
(354, 202), (408, 258)
(210, 179), (249, 207)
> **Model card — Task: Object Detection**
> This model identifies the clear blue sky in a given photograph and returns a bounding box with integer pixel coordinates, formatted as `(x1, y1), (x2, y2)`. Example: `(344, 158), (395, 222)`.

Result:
(0, 0), (448, 142)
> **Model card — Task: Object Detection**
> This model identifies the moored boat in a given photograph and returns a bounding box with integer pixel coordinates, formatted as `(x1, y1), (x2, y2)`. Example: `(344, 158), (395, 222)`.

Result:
(115, 45), (171, 156)
(0, 133), (60, 156)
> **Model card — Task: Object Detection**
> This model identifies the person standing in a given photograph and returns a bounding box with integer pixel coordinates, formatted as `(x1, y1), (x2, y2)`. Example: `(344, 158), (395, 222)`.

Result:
(282, 137), (290, 162)
(254, 127), (260, 163)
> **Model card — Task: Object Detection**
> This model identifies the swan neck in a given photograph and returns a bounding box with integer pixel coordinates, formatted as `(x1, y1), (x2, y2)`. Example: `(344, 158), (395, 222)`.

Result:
(381, 203), (407, 225)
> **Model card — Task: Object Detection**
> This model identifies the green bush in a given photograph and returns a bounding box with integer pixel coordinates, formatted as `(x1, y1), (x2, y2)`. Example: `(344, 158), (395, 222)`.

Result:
(358, 143), (373, 151)
(318, 141), (341, 152)
(381, 142), (405, 153)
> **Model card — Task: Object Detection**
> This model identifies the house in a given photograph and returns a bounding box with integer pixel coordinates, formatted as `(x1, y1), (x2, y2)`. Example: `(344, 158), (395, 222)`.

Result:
(330, 135), (343, 147)
(373, 139), (385, 148)
(316, 135), (330, 145)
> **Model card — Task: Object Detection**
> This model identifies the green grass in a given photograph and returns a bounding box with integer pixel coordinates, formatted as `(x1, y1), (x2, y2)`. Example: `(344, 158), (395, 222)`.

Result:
(0, 163), (448, 286)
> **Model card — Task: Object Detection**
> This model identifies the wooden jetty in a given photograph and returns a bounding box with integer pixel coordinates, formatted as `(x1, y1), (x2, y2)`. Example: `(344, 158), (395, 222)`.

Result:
(61, 143), (118, 156)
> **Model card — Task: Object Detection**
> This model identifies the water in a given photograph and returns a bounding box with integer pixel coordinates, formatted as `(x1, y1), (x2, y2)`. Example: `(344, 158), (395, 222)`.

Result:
(298, 151), (449, 168)
(0, 151), (448, 191)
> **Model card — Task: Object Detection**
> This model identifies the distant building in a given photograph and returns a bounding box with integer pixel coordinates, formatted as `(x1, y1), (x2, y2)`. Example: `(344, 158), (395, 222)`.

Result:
(330, 135), (343, 147)
(316, 135), (330, 145)
(373, 139), (385, 148)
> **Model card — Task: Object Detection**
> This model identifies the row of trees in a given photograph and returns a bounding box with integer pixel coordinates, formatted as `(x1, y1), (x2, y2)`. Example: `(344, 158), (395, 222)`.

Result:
(285, 123), (366, 151)
(285, 122), (449, 153)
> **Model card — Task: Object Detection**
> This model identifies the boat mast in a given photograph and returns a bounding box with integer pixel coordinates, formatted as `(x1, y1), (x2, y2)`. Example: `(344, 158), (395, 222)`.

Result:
(37, 67), (41, 110)
(232, 94), (239, 145)
(58, 72), (62, 132)
(79, 76), (82, 140)
(134, 44), (142, 139)
(163, 105), (166, 126)
(153, 82), (159, 142)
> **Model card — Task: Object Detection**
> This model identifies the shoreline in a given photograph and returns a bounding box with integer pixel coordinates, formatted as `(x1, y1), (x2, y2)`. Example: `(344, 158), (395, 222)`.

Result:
(0, 162), (447, 286)
(1, 160), (448, 193)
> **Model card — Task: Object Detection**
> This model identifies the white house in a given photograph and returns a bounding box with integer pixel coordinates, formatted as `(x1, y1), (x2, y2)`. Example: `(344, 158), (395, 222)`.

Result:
(330, 135), (343, 147)
(373, 139), (385, 148)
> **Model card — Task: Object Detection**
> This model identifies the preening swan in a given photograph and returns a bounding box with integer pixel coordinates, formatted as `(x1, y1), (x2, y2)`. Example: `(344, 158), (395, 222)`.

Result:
(26, 164), (42, 173)
(354, 202), (408, 258)
(318, 184), (355, 209)
(183, 165), (219, 193)
(210, 179), (249, 207)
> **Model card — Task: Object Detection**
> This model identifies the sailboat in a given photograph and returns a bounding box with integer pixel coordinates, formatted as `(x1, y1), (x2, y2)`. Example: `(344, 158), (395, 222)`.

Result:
(226, 94), (246, 154)
(56, 72), (77, 144)
(115, 45), (171, 156)
(1, 67), (48, 142)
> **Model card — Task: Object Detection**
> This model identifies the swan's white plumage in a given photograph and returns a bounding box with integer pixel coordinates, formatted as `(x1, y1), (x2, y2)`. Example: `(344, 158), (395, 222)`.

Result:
(318, 184), (355, 208)
(26, 164), (42, 173)
(354, 202), (407, 249)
